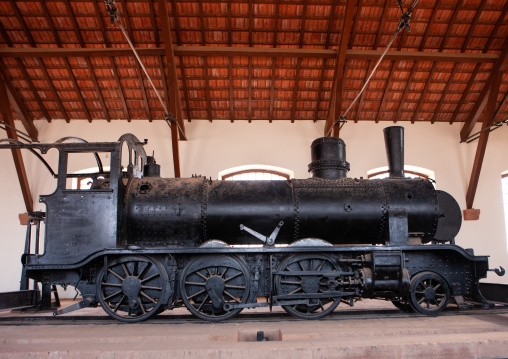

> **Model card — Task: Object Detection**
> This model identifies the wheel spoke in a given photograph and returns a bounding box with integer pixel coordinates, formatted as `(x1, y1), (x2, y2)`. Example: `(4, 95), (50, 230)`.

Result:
(113, 295), (126, 313)
(139, 297), (146, 315)
(141, 273), (160, 284)
(136, 262), (152, 279)
(187, 288), (206, 300)
(298, 261), (305, 271)
(141, 285), (163, 291)
(316, 260), (326, 271)
(185, 281), (206, 287)
(102, 282), (122, 287)
(108, 268), (124, 281)
(224, 272), (242, 282)
(196, 294), (209, 311)
(224, 290), (240, 303)
(280, 280), (301, 285)
(196, 271), (208, 281)
(225, 284), (246, 290)
(121, 263), (130, 277)
(219, 267), (229, 278)
(104, 290), (122, 301)
(288, 287), (302, 295)
(140, 291), (158, 304)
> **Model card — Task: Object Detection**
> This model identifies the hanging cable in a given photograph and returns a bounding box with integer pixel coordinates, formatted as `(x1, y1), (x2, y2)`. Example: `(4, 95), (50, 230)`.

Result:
(103, 0), (186, 139)
(326, 0), (420, 137)
(0, 120), (38, 143)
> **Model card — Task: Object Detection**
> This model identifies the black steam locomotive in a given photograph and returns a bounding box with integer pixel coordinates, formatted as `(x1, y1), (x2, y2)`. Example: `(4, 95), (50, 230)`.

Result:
(1, 126), (503, 322)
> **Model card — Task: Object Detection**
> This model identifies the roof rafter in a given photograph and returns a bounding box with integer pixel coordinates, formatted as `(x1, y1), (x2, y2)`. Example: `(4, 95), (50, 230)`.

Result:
(465, 62), (504, 209)
(158, 0), (186, 142)
(460, 42), (508, 142)
(324, 0), (356, 137)
(0, 65), (38, 140)
(0, 78), (33, 213)
(0, 47), (499, 63)
(158, 0), (182, 178)
(169, 0), (192, 123)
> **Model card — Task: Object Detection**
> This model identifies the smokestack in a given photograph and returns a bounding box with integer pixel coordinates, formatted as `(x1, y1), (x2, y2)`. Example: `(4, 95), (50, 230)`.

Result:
(383, 126), (404, 178)
(308, 137), (350, 179)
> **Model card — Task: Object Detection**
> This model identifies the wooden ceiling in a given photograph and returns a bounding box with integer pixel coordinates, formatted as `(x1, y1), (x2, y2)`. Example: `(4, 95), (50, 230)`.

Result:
(0, 0), (507, 212)
(0, 0), (507, 139)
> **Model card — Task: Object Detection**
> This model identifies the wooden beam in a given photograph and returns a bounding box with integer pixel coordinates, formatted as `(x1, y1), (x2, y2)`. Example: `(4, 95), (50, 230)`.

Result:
(158, 0), (182, 177)
(0, 47), (500, 63)
(0, 64), (38, 140)
(460, 43), (508, 142)
(465, 66), (503, 209)
(325, 0), (356, 137)
(0, 78), (33, 212)
(158, 0), (186, 141)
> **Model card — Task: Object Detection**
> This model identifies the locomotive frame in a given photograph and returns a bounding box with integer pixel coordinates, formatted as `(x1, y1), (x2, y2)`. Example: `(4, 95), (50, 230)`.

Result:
(0, 127), (504, 322)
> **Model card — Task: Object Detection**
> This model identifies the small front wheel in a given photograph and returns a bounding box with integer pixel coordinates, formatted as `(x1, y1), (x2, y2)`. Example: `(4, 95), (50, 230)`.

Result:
(408, 272), (450, 316)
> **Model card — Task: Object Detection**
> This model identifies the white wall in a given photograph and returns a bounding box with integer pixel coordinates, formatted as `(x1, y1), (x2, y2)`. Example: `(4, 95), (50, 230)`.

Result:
(0, 120), (507, 296)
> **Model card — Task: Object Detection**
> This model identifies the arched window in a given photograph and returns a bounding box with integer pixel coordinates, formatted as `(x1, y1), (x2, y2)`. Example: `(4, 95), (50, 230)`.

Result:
(367, 165), (435, 181)
(219, 165), (294, 181)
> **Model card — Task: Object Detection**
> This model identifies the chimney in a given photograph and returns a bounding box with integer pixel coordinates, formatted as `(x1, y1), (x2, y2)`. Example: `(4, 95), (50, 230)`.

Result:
(383, 126), (404, 178)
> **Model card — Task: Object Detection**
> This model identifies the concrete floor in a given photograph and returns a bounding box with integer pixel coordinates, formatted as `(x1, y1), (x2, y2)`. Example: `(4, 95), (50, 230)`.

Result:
(1, 300), (508, 358)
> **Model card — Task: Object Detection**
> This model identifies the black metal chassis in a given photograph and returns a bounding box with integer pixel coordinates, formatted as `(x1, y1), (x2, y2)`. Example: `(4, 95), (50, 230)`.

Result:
(24, 243), (490, 311)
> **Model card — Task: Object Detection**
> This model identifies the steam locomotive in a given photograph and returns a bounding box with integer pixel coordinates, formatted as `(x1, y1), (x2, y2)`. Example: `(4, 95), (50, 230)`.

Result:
(1, 126), (503, 322)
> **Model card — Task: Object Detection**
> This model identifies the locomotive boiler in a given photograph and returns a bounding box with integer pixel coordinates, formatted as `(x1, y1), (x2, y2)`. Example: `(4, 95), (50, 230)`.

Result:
(0, 126), (503, 322)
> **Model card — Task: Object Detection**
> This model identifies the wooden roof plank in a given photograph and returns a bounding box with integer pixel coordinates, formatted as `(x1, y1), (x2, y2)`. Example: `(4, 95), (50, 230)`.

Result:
(290, 1), (308, 124)
(169, 0), (192, 123)
(451, 0), (508, 126)
(314, 1), (337, 123)
(41, 1), (92, 123)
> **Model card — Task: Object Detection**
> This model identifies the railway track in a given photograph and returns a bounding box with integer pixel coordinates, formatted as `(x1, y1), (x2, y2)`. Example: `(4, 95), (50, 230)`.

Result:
(1, 303), (507, 326)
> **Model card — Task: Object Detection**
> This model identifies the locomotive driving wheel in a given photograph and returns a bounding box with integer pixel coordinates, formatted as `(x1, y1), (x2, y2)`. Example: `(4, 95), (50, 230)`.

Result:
(97, 256), (169, 322)
(408, 272), (450, 316)
(180, 255), (250, 321)
(275, 254), (342, 319)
